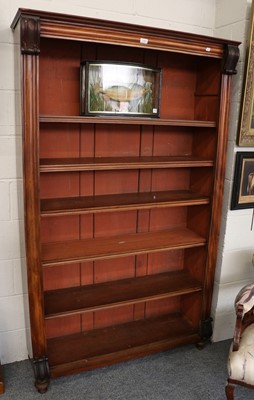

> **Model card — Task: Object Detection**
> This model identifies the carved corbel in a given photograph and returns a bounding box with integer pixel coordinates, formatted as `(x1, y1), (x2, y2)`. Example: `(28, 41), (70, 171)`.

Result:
(222, 44), (240, 75)
(20, 15), (40, 55)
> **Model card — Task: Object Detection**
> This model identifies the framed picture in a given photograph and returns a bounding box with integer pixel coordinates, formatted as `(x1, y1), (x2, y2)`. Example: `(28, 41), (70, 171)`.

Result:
(231, 152), (254, 209)
(80, 61), (161, 117)
(238, 2), (254, 146)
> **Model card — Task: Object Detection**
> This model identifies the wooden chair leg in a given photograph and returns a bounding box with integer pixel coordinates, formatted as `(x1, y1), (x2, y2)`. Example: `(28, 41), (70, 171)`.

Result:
(0, 362), (4, 395)
(225, 382), (235, 400)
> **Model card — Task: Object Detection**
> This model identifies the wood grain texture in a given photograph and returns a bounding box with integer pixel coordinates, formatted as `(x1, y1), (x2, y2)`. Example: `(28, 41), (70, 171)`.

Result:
(47, 313), (199, 376)
(40, 115), (217, 127)
(40, 156), (214, 172)
(42, 228), (206, 266)
(11, 8), (239, 59)
(41, 190), (210, 216)
(202, 75), (232, 321)
(44, 270), (202, 318)
(22, 53), (47, 358)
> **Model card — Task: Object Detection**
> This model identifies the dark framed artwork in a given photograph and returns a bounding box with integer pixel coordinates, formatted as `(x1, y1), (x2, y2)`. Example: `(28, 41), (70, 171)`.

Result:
(80, 61), (161, 117)
(238, 2), (254, 146)
(231, 152), (254, 209)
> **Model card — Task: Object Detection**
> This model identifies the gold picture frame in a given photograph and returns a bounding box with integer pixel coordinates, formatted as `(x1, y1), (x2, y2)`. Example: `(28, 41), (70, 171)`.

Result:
(238, 2), (254, 146)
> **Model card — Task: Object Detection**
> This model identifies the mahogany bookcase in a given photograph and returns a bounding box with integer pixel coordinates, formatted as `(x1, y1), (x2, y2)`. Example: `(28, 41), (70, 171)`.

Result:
(11, 8), (239, 392)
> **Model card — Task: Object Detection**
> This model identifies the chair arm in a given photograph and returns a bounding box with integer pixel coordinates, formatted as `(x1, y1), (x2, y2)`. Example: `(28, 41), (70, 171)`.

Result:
(232, 304), (244, 351)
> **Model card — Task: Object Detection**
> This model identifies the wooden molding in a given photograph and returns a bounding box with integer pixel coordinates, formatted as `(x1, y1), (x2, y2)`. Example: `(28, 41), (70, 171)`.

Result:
(20, 15), (40, 55)
(12, 8), (240, 59)
(22, 54), (47, 357)
(201, 74), (232, 320)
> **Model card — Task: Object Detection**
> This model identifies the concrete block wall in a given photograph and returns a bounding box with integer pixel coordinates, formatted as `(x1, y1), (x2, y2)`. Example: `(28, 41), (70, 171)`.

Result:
(0, 22), (27, 364)
(0, 0), (249, 363)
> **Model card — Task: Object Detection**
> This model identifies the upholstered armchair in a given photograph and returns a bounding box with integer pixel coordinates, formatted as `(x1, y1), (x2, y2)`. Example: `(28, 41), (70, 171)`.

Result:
(225, 283), (254, 399)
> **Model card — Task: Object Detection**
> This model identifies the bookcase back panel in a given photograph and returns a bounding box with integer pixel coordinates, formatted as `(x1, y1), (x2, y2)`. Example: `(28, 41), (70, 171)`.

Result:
(95, 43), (146, 64)
(81, 312), (94, 331)
(145, 297), (181, 318)
(182, 293), (202, 328)
(184, 247), (206, 284)
(39, 39), (220, 122)
(80, 125), (95, 156)
(158, 53), (199, 120)
(81, 262), (94, 286)
(93, 257), (136, 283)
(93, 171), (139, 195)
(133, 303), (146, 320)
(139, 127), (154, 157)
(149, 207), (187, 230)
(40, 39), (81, 115)
(93, 211), (137, 237)
(93, 305), (135, 329)
(43, 263), (81, 290)
(40, 124), (210, 161)
(137, 209), (150, 232)
(151, 169), (191, 191)
(80, 214), (94, 238)
(79, 172), (95, 196)
(147, 250), (184, 274)
(195, 96), (219, 122)
(194, 59), (220, 121)
(45, 315), (81, 339)
(187, 205), (211, 238)
(189, 168), (213, 196)
(153, 127), (193, 156)
(135, 254), (148, 276)
(41, 215), (80, 243)
(40, 124), (80, 158)
(192, 130), (217, 160)
(95, 125), (140, 157)
(40, 172), (80, 198)
(195, 58), (221, 95)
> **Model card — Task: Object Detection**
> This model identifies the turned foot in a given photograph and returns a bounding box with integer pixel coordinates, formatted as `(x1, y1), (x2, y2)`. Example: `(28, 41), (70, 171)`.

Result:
(197, 317), (213, 350)
(196, 338), (211, 350)
(32, 357), (50, 394)
(35, 380), (49, 394)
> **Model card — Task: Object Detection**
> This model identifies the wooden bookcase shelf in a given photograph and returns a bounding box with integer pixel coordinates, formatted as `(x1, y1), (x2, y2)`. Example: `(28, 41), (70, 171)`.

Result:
(41, 228), (206, 266)
(40, 156), (214, 172)
(40, 190), (210, 216)
(44, 270), (202, 318)
(12, 7), (240, 392)
(40, 115), (217, 127)
(47, 313), (200, 377)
